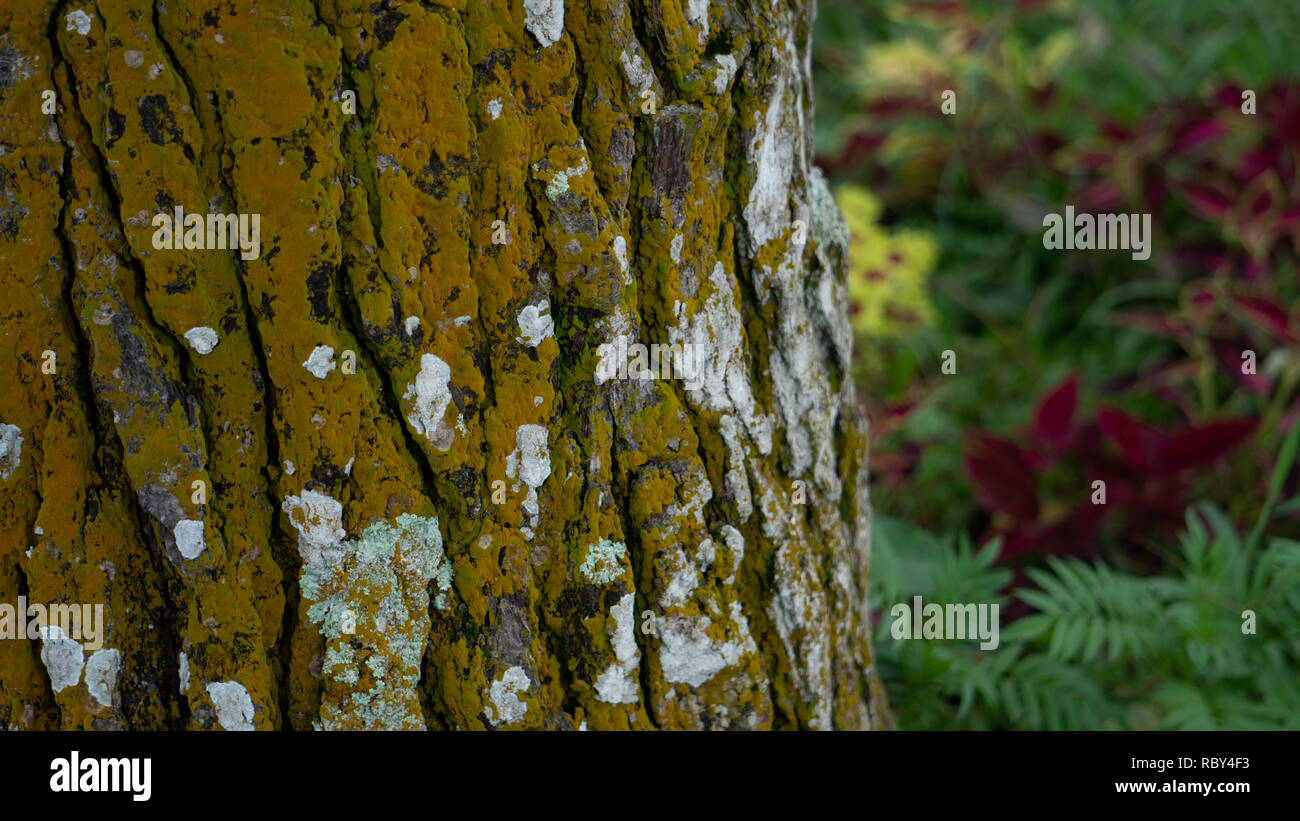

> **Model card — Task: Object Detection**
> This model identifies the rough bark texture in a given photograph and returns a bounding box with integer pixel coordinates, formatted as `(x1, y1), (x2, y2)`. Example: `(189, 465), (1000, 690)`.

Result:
(0, 0), (890, 730)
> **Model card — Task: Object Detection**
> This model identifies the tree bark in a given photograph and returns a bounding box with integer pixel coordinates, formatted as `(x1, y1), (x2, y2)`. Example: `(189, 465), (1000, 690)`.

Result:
(0, 0), (890, 730)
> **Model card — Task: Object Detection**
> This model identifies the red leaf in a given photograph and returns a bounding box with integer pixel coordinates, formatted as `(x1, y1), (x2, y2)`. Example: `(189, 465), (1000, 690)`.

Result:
(1250, 189), (1274, 216)
(1078, 180), (1122, 212)
(1098, 409), (1256, 476)
(868, 95), (928, 117)
(1146, 178), (1167, 212)
(1272, 83), (1300, 144)
(1178, 246), (1228, 275)
(1241, 148), (1275, 182)
(1243, 255), (1266, 280)
(1037, 503), (1106, 560)
(994, 528), (1043, 562)
(964, 433), (1039, 521)
(1172, 119), (1227, 155)
(1097, 407), (1156, 473)
(910, 0), (966, 18)
(1214, 341), (1271, 395)
(1100, 118), (1130, 140)
(1178, 184), (1231, 221)
(819, 131), (884, 176)
(1215, 84), (1244, 109)
(1076, 151), (1113, 170)
(995, 502), (1104, 563)
(1031, 373), (1078, 452)
(1151, 419), (1257, 474)
(1233, 294), (1293, 341)
(1109, 310), (1193, 345)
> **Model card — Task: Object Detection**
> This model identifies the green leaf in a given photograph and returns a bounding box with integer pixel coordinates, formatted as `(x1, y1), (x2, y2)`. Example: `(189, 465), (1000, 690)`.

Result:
(1083, 619), (1107, 662)
(1248, 418), (1300, 553)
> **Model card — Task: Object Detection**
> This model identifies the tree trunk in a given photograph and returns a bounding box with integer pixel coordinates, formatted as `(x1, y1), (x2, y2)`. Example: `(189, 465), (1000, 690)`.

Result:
(0, 0), (889, 730)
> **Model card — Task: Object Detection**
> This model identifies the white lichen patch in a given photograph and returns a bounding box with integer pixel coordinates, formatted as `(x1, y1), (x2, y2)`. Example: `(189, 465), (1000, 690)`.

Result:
(65, 9), (92, 36)
(85, 648), (121, 708)
(404, 315), (421, 337)
(659, 604), (757, 689)
(713, 54), (738, 95)
(661, 542), (708, 608)
(719, 414), (753, 521)
(282, 489), (346, 569)
(302, 345), (336, 379)
(719, 525), (746, 585)
(670, 470), (712, 533)
(506, 425), (551, 537)
(515, 300), (554, 347)
(670, 262), (773, 454)
(612, 235), (630, 279)
(178, 651), (190, 694)
(687, 0), (710, 38)
(523, 0), (564, 48)
(403, 353), (453, 446)
(578, 539), (627, 584)
(670, 233), (683, 264)
(768, 539), (833, 729)
(506, 424), (551, 489)
(487, 98), (503, 120)
(183, 326), (219, 355)
(0, 423), (23, 482)
(284, 460), (295, 476)
(764, 271), (829, 481)
(619, 49), (654, 101)
(173, 519), (205, 560)
(743, 68), (795, 250)
(486, 666), (531, 726)
(124, 50), (144, 68)
(206, 680), (256, 731)
(39, 625), (83, 693)
(671, 262), (742, 411)
(594, 593), (640, 704)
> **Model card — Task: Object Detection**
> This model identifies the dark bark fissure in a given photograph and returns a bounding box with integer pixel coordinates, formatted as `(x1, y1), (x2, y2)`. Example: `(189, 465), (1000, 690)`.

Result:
(48, 10), (195, 728)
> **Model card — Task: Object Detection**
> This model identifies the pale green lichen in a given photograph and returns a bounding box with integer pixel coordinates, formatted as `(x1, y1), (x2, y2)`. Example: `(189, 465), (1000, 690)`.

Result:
(302, 513), (453, 730)
(807, 167), (850, 254)
(533, 156), (589, 202)
(545, 171), (569, 201)
(578, 538), (627, 584)
(485, 666), (530, 727)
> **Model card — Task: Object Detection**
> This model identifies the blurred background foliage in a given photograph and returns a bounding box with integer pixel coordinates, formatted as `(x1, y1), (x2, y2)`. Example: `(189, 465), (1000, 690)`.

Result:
(813, 0), (1300, 728)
